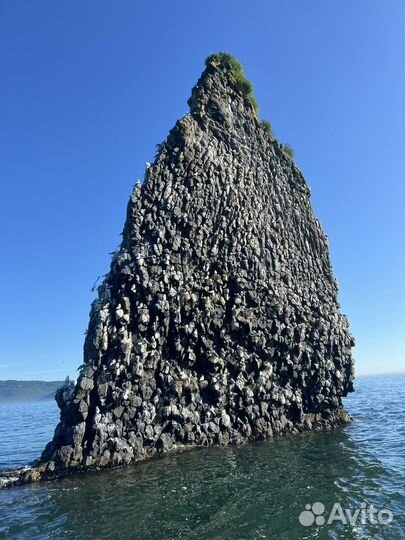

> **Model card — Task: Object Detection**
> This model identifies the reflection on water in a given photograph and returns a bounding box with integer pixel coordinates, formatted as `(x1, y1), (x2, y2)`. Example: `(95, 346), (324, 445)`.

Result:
(0, 374), (404, 540)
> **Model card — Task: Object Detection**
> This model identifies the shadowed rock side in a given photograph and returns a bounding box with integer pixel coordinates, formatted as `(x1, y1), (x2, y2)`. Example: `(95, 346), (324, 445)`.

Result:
(2, 56), (354, 486)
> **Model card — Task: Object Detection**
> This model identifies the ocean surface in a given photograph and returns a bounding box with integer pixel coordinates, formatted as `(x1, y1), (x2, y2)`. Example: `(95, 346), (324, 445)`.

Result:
(0, 374), (403, 540)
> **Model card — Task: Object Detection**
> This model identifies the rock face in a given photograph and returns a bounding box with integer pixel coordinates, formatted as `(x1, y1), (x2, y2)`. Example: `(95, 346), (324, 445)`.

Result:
(40, 55), (355, 474)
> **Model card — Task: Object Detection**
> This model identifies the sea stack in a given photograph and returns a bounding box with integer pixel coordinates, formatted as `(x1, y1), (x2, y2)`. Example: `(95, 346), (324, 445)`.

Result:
(35, 54), (356, 478)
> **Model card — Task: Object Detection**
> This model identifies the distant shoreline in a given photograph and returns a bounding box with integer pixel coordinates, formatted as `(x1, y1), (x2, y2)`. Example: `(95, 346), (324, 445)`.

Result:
(0, 374), (403, 404)
(0, 380), (64, 404)
(355, 371), (404, 378)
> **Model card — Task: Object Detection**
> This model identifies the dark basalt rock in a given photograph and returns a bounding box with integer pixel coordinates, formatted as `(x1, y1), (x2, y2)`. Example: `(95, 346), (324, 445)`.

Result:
(1, 55), (354, 487)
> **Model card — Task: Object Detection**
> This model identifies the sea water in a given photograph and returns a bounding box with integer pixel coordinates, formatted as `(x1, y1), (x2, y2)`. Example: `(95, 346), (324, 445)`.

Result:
(0, 374), (403, 540)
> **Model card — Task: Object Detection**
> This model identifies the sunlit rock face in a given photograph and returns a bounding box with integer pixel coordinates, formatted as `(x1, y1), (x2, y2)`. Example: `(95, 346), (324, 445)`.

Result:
(41, 56), (355, 473)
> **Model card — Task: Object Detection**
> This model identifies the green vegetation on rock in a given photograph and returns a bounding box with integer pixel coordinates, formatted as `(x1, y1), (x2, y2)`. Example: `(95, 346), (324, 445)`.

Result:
(261, 120), (273, 135)
(205, 52), (259, 114)
(205, 54), (296, 162)
(282, 143), (295, 159)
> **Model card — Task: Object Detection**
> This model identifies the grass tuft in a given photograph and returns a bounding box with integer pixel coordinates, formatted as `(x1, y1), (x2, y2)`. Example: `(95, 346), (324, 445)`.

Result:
(205, 52), (259, 114)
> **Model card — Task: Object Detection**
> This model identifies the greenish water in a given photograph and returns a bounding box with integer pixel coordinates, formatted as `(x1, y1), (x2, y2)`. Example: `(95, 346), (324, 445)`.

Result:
(0, 374), (404, 539)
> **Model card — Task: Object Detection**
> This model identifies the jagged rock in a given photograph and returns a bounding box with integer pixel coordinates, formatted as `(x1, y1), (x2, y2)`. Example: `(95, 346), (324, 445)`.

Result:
(1, 54), (355, 487)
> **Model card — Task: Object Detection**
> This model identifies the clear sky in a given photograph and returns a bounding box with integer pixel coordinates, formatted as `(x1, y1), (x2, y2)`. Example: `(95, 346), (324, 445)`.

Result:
(0, 0), (404, 380)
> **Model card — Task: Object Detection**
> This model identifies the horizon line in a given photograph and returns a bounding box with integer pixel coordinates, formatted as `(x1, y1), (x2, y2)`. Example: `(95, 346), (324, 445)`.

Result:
(0, 371), (404, 383)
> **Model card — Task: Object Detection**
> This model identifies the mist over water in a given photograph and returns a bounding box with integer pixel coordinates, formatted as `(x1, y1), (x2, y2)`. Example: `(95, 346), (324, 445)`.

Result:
(0, 374), (404, 539)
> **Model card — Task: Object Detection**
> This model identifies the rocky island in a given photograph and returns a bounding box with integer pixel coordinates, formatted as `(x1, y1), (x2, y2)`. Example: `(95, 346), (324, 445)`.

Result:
(1, 53), (354, 487)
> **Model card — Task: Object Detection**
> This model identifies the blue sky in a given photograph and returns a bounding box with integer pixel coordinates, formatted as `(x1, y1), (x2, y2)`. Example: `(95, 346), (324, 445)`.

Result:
(0, 0), (403, 379)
